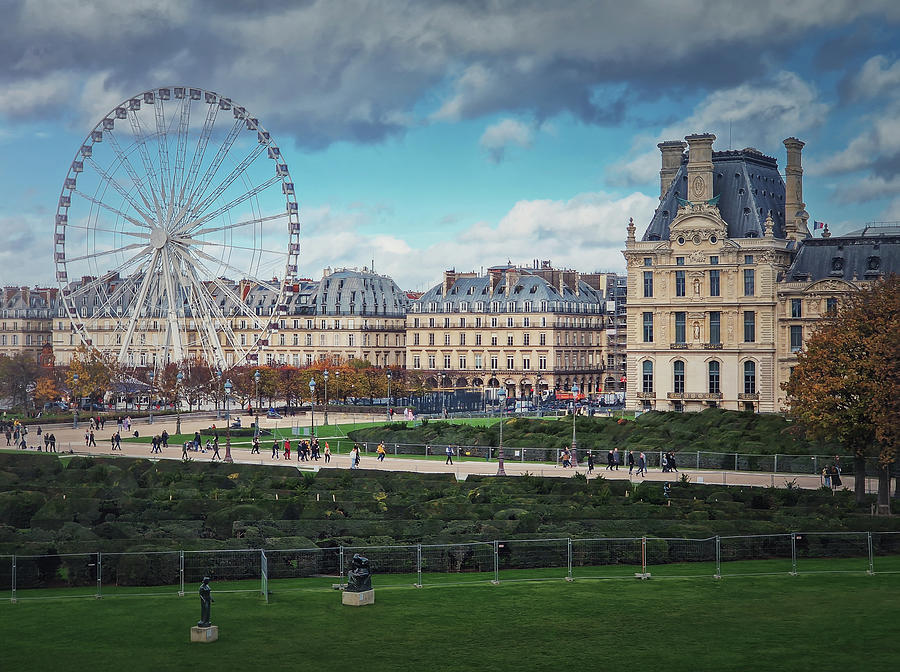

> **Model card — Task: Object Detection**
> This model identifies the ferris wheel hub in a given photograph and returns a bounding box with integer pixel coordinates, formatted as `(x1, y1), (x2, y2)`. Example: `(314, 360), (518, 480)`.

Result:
(150, 226), (169, 250)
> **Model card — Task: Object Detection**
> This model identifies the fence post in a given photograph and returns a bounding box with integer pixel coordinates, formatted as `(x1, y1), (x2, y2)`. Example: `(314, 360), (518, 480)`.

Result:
(492, 540), (499, 585)
(774, 454), (778, 473)
(790, 533), (798, 575)
(339, 546), (345, 587)
(714, 536), (721, 579)
(566, 538), (573, 581)
(696, 451), (700, 470)
(734, 453), (738, 471)
(813, 456), (817, 475)
(642, 536), (647, 576)
(179, 550), (185, 596)
(416, 544), (422, 588)
(260, 549), (268, 603)
(11, 555), (16, 604)
(96, 552), (102, 599)
(867, 532), (874, 575)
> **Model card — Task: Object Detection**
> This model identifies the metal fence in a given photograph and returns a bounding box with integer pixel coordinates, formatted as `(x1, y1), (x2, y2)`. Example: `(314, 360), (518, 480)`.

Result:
(3, 531), (899, 603)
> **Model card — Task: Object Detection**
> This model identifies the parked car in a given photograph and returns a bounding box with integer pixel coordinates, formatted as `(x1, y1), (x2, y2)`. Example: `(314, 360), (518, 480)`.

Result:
(43, 401), (69, 412)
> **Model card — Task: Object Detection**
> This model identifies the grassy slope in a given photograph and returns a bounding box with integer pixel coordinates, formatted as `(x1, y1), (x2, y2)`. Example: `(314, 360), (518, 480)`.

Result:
(1, 572), (896, 672)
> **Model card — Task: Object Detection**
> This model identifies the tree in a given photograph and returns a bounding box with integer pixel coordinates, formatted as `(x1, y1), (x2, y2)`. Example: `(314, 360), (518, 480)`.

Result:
(33, 377), (59, 408)
(67, 345), (115, 403)
(783, 275), (900, 506)
(0, 353), (40, 410)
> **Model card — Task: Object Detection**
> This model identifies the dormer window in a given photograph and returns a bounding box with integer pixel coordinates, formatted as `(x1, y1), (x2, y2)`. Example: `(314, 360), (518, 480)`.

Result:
(867, 256), (881, 271)
(831, 258), (844, 272)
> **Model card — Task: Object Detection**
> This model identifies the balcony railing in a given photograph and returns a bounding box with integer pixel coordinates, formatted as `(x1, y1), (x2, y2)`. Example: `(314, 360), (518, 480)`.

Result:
(666, 392), (723, 400)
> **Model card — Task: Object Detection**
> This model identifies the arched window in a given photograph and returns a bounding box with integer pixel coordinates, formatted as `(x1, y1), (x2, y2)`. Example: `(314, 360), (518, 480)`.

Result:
(744, 360), (756, 394)
(673, 360), (685, 394)
(642, 360), (654, 393)
(708, 360), (720, 394)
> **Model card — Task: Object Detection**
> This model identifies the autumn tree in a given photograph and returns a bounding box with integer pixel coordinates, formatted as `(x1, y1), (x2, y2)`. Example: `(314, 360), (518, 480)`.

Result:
(33, 376), (59, 407)
(783, 274), (900, 506)
(0, 353), (40, 410)
(66, 345), (115, 404)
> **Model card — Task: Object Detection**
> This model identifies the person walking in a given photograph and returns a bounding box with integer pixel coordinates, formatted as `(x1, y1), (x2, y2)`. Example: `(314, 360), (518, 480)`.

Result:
(606, 449), (614, 470)
(349, 445), (359, 469)
(628, 450), (635, 475)
(324, 443), (331, 463)
(586, 452), (594, 475)
(377, 443), (386, 462)
(194, 431), (202, 453)
(613, 447), (621, 471)
(636, 452), (647, 477)
(161, 430), (169, 448)
(182, 441), (189, 460)
(271, 440), (280, 459)
(668, 452), (678, 473)
(251, 436), (260, 454)
(211, 438), (221, 461)
(561, 448), (571, 468)
(283, 438), (291, 460)
(445, 444), (454, 465)
(88, 430), (96, 447)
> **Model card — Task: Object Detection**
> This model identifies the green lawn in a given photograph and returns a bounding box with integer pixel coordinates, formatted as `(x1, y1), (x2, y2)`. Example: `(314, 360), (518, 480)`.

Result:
(1, 568), (897, 671)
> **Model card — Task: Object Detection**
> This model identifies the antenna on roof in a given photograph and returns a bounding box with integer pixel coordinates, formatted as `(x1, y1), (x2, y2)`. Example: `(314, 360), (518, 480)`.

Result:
(729, 121), (732, 150)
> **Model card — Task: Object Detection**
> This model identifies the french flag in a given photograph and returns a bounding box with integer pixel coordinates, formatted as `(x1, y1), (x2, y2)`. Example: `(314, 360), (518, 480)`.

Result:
(813, 221), (827, 230)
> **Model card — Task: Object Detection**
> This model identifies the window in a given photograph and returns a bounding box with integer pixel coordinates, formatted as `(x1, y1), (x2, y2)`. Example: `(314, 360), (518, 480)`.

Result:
(444, 355), (451, 369)
(826, 298), (837, 314)
(675, 312), (686, 343)
(745, 255), (754, 264)
(507, 334), (514, 346)
(413, 333), (420, 345)
(413, 356), (420, 368)
(459, 333), (466, 346)
(709, 269), (720, 296)
(507, 356), (514, 369)
(642, 312), (653, 342)
(642, 360), (653, 393)
(459, 356), (466, 369)
(676, 257), (685, 266)
(708, 360), (720, 394)
(475, 355), (483, 369)
(675, 270), (685, 296)
(709, 311), (721, 344)
(790, 325), (803, 352)
(444, 334), (451, 346)
(744, 361), (756, 394)
(305, 334), (312, 346)
(643, 257), (653, 267)
(507, 317), (514, 327)
(539, 333), (546, 345)
(744, 311), (755, 343)
(428, 355), (436, 368)
(522, 357), (530, 370)
(743, 269), (755, 296)
(673, 360), (685, 394)
(643, 271), (653, 297)
(791, 299), (802, 318)
(539, 356), (547, 370)
(490, 355), (498, 370)
(428, 333), (435, 345)
(475, 334), (482, 345)
(709, 255), (719, 265)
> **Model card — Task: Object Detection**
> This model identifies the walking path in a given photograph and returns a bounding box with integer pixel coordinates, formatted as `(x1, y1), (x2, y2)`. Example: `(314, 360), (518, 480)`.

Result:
(14, 412), (852, 492)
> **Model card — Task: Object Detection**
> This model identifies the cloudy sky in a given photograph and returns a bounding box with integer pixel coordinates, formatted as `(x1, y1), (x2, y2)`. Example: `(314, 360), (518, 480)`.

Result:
(2, 0), (899, 291)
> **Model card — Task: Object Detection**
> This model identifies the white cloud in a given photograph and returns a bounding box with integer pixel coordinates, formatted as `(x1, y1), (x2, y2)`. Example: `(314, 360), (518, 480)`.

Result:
(0, 73), (74, 119)
(848, 55), (900, 100)
(833, 174), (900, 203)
(479, 118), (534, 163)
(816, 103), (900, 174)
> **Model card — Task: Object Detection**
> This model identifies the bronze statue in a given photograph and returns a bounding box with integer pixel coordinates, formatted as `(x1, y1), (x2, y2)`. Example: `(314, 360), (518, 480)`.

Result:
(198, 577), (214, 627)
(346, 554), (372, 592)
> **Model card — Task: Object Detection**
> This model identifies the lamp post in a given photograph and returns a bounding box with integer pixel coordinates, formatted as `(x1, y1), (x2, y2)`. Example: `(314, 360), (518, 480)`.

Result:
(72, 373), (79, 429)
(148, 371), (155, 425)
(253, 370), (260, 439)
(496, 386), (507, 476)
(175, 372), (183, 436)
(387, 370), (392, 421)
(323, 369), (329, 425)
(215, 369), (222, 420)
(308, 378), (316, 437)
(571, 382), (580, 465)
(224, 379), (234, 463)
(442, 370), (448, 417)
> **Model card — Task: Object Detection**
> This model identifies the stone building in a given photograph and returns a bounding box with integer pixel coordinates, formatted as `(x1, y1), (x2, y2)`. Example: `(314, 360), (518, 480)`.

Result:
(0, 287), (55, 363)
(406, 262), (607, 399)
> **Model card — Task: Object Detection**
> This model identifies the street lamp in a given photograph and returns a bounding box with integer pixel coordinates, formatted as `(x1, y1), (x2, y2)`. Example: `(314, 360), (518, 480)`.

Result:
(308, 378), (316, 437)
(254, 370), (261, 439)
(496, 386), (507, 476)
(148, 371), (155, 425)
(571, 382), (580, 465)
(442, 370), (448, 417)
(323, 369), (329, 425)
(387, 370), (392, 421)
(175, 372), (183, 436)
(72, 373), (79, 429)
(215, 369), (222, 420)
(224, 379), (234, 463)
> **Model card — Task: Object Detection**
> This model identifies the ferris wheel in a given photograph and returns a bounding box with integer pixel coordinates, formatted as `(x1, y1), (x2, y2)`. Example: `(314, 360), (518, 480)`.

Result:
(54, 86), (300, 371)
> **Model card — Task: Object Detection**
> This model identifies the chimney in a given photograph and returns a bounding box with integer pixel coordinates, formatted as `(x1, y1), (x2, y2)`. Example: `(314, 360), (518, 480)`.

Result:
(443, 270), (457, 296)
(783, 137), (810, 241)
(658, 141), (687, 200)
(684, 133), (716, 203)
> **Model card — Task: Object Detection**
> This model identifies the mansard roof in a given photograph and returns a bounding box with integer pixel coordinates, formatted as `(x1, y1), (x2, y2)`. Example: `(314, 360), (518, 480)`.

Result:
(643, 148), (787, 242)
(784, 229), (900, 283)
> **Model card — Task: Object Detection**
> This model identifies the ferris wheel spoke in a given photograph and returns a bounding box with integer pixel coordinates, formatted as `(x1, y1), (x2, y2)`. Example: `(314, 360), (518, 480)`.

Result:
(65, 242), (151, 265)
(64, 223), (149, 239)
(177, 238), (289, 257)
(184, 245), (281, 294)
(189, 212), (289, 238)
(180, 102), (219, 211)
(128, 109), (166, 223)
(186, 117), (245, 214)
(154, 98), (171, 207)
(106, 130), (159, 219)
(170, 96), (192, 221)
(184, 143), (268, 227)
(181, 263), (230, 369)
(161, 247), (185, 362)
(186, 254), (267, 327)
(118, 250), (160, 363)
(71, 189), (152, 230)
(89, 264), (147, 321)
(179, 175), (282, 234)
(65, 246), (153, 300)
(85, 157), (157, 227)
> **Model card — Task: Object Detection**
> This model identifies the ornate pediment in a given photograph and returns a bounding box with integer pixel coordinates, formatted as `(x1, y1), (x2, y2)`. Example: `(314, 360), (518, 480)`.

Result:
(806, 278), (857, 293)
(669, 203), (728, 242)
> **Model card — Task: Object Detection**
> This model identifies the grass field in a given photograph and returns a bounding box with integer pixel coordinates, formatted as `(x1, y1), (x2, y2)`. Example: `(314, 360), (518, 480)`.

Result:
(1, 567), (896, 671)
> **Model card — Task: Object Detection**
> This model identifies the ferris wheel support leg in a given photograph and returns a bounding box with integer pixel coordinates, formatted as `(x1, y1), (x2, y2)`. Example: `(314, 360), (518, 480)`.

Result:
(118, 250), (160, 364)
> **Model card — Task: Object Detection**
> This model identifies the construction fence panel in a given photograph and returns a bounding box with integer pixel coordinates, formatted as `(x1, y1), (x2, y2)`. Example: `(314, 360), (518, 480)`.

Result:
(646, 537), (717, 577)
(263, 547), (342, 592)
(341, 545), (418, 588)
(13, 552), (99, 599)
(719, 534), (794, 576)
(100, 551), (182, 597)
(872, 532), (900, 573)
(571, 537), (642, 578)
(794, 532), (870, 574)
(1, 555), (11, 601)
(498, 538), (568, 582)
(419, 542), (496, 585)
(183, 549), (261, 594)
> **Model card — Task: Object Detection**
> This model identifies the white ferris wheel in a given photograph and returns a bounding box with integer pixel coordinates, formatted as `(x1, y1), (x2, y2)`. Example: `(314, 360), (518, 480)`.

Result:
(54, 86), (300, 371)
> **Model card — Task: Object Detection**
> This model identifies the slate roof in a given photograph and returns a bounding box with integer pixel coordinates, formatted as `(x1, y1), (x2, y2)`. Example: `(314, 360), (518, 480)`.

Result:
(643, 148), (788, 241)
(783, 228), (900, 282)
(313, 269), (409, 317)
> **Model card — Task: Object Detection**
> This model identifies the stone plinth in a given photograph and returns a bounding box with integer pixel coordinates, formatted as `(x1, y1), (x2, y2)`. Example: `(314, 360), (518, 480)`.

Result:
(342, 589), (375, 606)
(190, 625), (219, 643)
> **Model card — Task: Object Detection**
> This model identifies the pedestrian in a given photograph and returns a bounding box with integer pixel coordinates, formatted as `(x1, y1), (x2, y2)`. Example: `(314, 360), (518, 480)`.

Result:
(377, 442), (386, 462)
(88, 430), (96, 447)
(830, 463), (842, 489)
(161, 430), (169, 448)
(117, 417), (123, 434)
(44, 434), (50, 452)
(355, 445), (361, 468)
(299, 440), (307, 462)
(613, 447), (621, 471)
(182, 441), (189, 460)
(271, 440), (280, 459)
(84, 430), (90, 446)
(324, 443), (331, 463)
(211, 438), (221, 461)
(4, 429), (10, 445)
(606, 449), (614, 470)
(628, 450), (635, 475)
(822, 467), (831, 489)
(561, 448), (571, 468)
(445, 444), (454, 465)
(283, 438), (291, 460)
(587, 452), (594, 474)
(49, 433), (56, 452)
(114, 432), (121, 450)
(668, 452), (678, 473)
(637, 452), (647, 477)
(251, 436), (260, 454)
(194, 431), (202, 453)
(350, 445), (359, 469)
(661, 453), (669, 472)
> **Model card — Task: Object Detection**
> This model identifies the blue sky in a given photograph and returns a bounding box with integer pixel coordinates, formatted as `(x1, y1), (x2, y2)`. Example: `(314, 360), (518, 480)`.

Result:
(1, 1), (900, 291)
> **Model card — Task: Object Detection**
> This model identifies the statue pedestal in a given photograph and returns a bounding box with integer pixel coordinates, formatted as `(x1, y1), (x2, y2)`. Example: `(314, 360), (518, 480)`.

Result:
(190, 625), (219, 643)
(342, 589), (375, 606)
